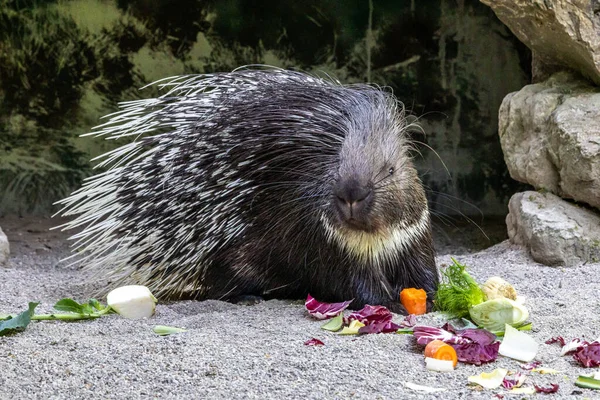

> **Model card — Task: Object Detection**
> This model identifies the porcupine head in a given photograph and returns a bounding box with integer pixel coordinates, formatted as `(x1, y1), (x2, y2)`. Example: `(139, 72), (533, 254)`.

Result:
(310, 87), (438, 312)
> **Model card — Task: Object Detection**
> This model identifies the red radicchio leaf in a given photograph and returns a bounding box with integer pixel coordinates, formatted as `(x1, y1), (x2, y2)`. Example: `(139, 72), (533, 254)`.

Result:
(412, 326), (454, 345)
(412, 326), (470, 346)
(573, 342), (600, 367)
(358, 320), (401, 334)
(546, 336), (565, 346)
(547, 336), (588, 356)
(545, 336), (566, 346)
(304, 338), (325, 346)
(502, 372), (526, 389)
(398, 314), (417, 328)
(305, 294), (352, 320)
(346, 305), (393, 324)
(441, 319), (478, 333)
(457, 329), (497, 346)
(534, 383), (559, 393)
(520, 361), (542, 370)
(451, 342), (500, 365)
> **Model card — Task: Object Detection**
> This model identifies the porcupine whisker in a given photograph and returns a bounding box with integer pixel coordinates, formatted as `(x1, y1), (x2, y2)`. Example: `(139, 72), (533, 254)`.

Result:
(410, 140), (451, 178)
(261, 282), (297, 295)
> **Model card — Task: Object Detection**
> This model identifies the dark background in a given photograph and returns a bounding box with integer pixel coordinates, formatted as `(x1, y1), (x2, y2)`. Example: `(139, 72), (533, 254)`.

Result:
(0, 0), (530, 227)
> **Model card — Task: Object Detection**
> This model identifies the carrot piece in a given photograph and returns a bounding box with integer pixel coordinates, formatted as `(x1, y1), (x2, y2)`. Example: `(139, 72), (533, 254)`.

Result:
(424, 339), (458, 368)
(400, 288), (427, 315)
(424, 340), (448, 358)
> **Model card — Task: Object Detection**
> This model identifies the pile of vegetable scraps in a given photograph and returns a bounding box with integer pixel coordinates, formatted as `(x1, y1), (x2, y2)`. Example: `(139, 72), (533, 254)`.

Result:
(414, 258), (536, 372)
(304, 258), (555, 394)
(435, 258), (529, 332)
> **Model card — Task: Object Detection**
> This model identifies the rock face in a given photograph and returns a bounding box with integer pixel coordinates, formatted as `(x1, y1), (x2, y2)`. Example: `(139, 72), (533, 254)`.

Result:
(480, 0), (600, 85)
(507, 191), (600, 266)
(0, 227), (9, 266)
(499, 72), (600, 209)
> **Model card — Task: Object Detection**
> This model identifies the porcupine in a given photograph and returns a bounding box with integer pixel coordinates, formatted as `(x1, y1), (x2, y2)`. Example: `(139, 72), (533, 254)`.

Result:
(57, 67), (438, 313)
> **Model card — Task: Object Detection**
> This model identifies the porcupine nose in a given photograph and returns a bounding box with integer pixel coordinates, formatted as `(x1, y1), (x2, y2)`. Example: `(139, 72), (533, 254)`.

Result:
(333, 178), (373, 226)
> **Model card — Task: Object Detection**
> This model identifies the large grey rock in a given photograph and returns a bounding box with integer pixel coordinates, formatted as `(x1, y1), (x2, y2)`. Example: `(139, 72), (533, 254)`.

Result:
(507, 191), (600, 266)
(480, 0), (600, 85)
(0, 226), (9, 266)
(499, 72), (600, 209)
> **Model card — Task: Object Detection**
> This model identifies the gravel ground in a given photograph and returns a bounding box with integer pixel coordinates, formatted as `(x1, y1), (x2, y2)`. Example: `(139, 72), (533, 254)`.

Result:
(0, 215), (599, 399)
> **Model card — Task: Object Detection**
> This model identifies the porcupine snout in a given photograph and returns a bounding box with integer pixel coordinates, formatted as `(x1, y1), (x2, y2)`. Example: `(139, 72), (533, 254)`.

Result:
(333, 177), (373, 230)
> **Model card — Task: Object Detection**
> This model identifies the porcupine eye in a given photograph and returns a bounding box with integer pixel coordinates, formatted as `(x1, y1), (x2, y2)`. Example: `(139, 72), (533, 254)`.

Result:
(388, 167), (394, 175)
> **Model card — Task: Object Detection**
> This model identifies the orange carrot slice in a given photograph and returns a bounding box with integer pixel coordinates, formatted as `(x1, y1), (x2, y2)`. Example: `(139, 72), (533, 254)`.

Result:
(424, 339), (458, 368)
(400, 288), (427, 315)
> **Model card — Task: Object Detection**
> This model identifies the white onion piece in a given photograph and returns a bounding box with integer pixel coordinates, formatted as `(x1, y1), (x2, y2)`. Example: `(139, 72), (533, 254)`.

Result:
(425, 357), (455, 372)
(498, 324), (538, 362)
(468, 368), (508, 389)
(107, 285), (157, 319)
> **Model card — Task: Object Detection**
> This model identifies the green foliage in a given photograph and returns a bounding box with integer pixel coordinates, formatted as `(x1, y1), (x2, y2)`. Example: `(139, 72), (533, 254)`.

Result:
(54, 298), (107, 315)
(0, 1), (96, 213)
(435, 258), (485, 318)
(153, 325), (187, 336)
(0, 302), (38, 336)
(0, 145), (89, 214)
(0, 1), (97, 125)
(320, 313), (344, 332)
(0, 298), (113, 333)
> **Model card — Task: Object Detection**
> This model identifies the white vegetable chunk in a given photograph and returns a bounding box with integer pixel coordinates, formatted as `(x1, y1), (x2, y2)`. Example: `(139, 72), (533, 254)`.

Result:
(498, 324), (538, 362)
(468, 368), (508, 389)
(107, 285), (157, 319)
(425, 357), (455, 372)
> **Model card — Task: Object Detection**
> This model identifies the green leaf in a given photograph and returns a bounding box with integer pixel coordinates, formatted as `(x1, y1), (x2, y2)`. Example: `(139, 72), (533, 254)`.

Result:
(153, 325), (187, 336)
(575, 375), (600, 389)
(53, 298), (108, 315)
(435, 258), (485, 318)
(321, 314), (343, 332)
(53, 298), (86, 314)
(469, 298), (529, 332)
(0, 302), (38, 336)
(492, 321), (532, 337)
(87, 299), (105, 312)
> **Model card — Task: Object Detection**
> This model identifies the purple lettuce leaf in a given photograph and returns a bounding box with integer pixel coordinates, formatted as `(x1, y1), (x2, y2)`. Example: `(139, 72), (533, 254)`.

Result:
(560, 338), (586, 356)
(534, 383), (559, 393)
(305, 294), (352, 320)
(520, 361), (542, 370)
(441, 321), (496, 345)
(346, 305), (393, 324)
(502, 372), (526, 389)
(441, 318), (478, 333)
(545, 336), (566, 346)
(398, 314), (417, 328)
(457, 328), (496, 346)
(304, 338), (325, 346)
(573, 342), (600, 367)
(412, 326), (470, 345)
(358, 320), (401, 334)
(451, 342), (500, 365)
